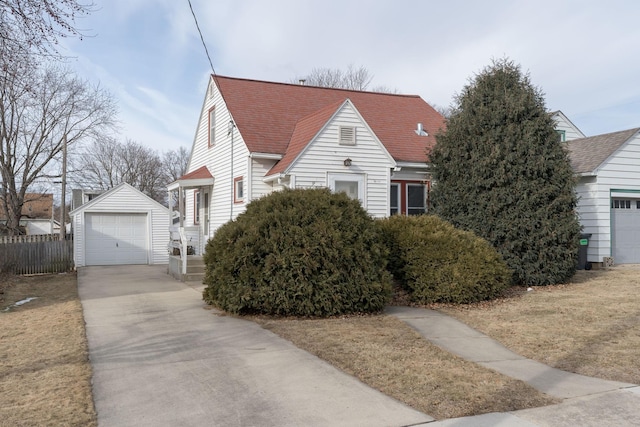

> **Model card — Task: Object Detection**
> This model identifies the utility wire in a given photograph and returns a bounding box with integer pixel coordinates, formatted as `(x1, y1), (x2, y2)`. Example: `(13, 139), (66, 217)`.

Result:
(187, 0), (216, 75)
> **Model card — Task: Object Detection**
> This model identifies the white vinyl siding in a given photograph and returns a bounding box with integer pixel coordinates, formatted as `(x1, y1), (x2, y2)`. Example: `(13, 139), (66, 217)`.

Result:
(185, 78), (250, 235)
(552, 112), (585, 141)
(575, 133), (640, 263)
(251, 158), (277, 200)
(287, 102), (394, 218)
(71, 184), (169, 267)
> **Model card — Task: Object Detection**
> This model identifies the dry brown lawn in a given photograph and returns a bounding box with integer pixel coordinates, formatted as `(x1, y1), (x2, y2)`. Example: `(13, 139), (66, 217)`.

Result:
(0, 273), (96, 427)
(439, 266), (640, 385)
(255, 315), (557, 419)
(4, 267), (637, 424)
(254, 267), (640, 419)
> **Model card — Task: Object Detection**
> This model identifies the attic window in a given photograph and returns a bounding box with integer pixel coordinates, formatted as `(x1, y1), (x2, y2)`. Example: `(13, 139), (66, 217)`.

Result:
(339, 126), (356, 145)
(208, 106), (216, 147)
(557, 130), (566, 142)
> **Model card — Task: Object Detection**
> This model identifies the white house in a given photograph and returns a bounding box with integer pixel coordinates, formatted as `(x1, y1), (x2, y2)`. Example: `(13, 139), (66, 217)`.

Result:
(25, 218), (61, 235)
(70, 182), (169, 267)
(168, 75), (445, 277)
(567, 128), (640, 265)
(552, 110), (585, 142)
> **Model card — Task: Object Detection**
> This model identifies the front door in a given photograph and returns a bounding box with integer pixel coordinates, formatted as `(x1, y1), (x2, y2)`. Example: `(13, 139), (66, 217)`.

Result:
(328, 173), (365, 205)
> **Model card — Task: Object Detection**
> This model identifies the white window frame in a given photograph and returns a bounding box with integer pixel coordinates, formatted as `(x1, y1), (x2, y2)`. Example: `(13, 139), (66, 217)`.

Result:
(328, 173), (365, 205)
(390, 183), (400, 215)
(234, 177), (244, 203)
(406, 183), (426, 216)
(208, 107), (216, 147)
(194, 190), (201, 224)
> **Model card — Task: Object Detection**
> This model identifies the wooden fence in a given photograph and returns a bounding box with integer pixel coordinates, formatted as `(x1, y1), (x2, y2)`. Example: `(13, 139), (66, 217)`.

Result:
(0, 234), (74, 274)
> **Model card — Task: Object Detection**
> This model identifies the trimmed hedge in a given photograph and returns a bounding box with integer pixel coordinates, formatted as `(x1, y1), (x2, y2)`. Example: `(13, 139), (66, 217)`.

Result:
(203, 188), (392, 316)
(378, 215), (511, 304)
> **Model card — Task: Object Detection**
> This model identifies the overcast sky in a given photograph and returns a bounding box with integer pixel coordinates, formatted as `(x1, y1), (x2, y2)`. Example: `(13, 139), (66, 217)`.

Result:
(63, 0), (640, 153)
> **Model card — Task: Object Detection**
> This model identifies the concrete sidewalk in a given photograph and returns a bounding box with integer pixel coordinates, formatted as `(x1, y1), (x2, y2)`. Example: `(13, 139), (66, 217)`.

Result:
(78, 265), (433, 427)
(387, 306), (640, 426)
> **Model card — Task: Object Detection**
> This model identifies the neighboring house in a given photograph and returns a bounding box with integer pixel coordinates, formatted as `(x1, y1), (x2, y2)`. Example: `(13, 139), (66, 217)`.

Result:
(72, 188), (105, 211)
(70, 182), (169, 267)
(0, 193), (55, 235)
(567, 128), (640, 265)
(25, 218), (61, 235)
(168, 75), (445, 267)
(552, 110), (585, 142)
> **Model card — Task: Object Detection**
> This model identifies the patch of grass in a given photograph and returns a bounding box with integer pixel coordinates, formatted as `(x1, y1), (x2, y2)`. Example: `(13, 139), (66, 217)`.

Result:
(255, 315), (557, 420)
(0, 273), (97, 427)
(439, 267), (640, 384)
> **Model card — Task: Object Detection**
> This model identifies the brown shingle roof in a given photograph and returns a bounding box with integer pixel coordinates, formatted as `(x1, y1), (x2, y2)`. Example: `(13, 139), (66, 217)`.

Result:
(0, 193), (53, 220)
(267, 99), (345, 176)
(566, 128), (640, 174)
(178, 165), (213, 180)
(213, 75), (445, 163)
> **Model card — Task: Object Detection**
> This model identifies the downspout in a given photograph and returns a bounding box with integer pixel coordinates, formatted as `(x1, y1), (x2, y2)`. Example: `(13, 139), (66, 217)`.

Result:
(228, 120), (236, 220)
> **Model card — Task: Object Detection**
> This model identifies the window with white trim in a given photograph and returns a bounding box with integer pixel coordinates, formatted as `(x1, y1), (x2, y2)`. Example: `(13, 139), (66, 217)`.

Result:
(208, 107), (216, 147)
(339, 126), (356, 145)
(328, 173), (365, 204)
(234, 177), (244, 203)
(334, 181), (359, 199)
(390, 183), (400, 215)
(407, 184), (426, 215)
(194, 190), (201, 224)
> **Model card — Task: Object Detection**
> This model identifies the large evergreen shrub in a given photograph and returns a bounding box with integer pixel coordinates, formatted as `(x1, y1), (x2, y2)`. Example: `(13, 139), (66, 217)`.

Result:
(430, 58), (581, 286)
(378, 215), (511, 304)
(203, 188), (392, 316)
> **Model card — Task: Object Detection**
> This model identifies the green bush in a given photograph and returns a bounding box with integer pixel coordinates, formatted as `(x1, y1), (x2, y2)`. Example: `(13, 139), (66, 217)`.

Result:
(203, 188), (392, 316)
(378, 215), (511, 304)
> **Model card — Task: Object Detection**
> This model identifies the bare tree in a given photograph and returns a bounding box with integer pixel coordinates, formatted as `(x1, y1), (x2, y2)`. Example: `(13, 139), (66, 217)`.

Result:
(294, 64), (373, 90)
(72, 140), (190, 205)
(163, 146), (190, 182)
(293, 64), (400, 93)
(430, 102), (453, 119)
(0, 0), (94, 63)
(0, 65), (116, 235)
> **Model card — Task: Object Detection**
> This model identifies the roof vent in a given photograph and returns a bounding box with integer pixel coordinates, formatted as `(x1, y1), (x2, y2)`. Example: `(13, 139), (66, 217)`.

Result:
(415, 123), (428, 136)
(299, 79), (306, 85)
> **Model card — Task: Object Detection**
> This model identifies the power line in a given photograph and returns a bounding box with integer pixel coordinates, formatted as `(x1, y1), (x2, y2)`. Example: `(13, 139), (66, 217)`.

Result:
(187, 0), (216, 75)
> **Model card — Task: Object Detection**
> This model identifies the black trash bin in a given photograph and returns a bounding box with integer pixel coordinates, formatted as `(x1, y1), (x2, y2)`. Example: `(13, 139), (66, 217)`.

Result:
(577, 233), (592, 270)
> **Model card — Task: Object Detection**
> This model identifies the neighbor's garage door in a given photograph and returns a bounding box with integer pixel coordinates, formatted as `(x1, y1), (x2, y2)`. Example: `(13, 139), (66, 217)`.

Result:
(611, 198), (640, 264)
(85, 213), (148, 266)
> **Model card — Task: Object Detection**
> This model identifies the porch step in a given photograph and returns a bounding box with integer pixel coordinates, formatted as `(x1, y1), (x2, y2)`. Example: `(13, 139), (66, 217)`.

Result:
(185, 256), (205, 282)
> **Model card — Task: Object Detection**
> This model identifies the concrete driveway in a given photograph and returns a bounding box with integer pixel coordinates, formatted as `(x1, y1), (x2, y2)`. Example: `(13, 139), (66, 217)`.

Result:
(78, 265), (432, 427)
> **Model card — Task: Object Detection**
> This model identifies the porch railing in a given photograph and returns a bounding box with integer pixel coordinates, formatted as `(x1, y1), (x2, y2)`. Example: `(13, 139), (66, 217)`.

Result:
(169, 226), (200, 274)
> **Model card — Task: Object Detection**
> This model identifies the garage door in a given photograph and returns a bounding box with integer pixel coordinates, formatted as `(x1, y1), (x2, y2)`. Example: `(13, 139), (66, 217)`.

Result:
(611, 198), (640, 264)
(85, 213), (148, 266)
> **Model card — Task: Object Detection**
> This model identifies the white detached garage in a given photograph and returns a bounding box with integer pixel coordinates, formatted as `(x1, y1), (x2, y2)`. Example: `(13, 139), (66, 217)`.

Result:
(70, 183), (169, 267)
(567, 127), (640, 265)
